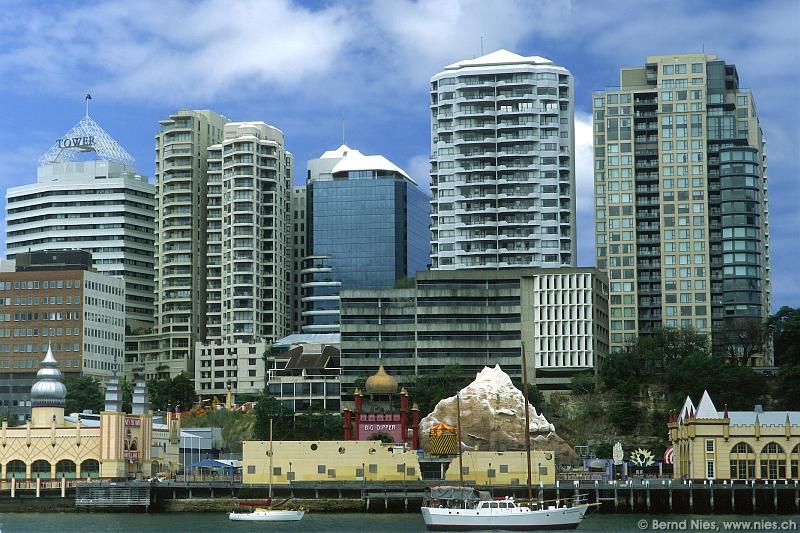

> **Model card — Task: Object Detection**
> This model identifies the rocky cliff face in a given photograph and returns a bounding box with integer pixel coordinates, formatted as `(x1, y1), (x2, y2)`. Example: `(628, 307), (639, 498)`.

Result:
(420, 365), (578, 464)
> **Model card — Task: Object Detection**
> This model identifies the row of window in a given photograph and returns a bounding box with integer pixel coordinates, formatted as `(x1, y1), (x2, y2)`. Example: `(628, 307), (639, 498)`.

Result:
(0, 343), (81, 355)
(0, 279), (80, 291)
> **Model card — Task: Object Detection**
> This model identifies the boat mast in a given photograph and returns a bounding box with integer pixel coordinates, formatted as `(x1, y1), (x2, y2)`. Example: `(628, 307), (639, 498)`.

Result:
(269, 418), (273, 503)
(456, 392), (464, 485)
(521, 342), (533, 503)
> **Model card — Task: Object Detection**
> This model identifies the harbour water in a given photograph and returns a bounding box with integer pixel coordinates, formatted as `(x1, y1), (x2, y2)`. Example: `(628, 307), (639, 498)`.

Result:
(0, 513), (798, 532)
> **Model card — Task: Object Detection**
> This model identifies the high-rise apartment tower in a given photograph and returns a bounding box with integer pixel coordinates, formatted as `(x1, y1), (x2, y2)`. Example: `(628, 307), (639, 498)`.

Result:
(429, 50), (576, 270)
(151, 109), (228, 377)
(195, 121), (293, 397)
(593, 54), (771, 361)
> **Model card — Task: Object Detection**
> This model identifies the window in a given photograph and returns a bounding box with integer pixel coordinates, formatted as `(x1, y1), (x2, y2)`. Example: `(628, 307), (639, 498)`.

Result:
(706, 440), (715, 452)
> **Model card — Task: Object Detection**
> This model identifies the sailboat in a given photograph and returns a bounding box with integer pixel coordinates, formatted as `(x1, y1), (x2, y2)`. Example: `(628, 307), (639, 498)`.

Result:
(229, 419), (305, 522)
(420, 344), (596, 530)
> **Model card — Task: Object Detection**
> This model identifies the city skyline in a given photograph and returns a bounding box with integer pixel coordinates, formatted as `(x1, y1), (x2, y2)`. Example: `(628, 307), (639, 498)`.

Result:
(0, 0), (797, 309)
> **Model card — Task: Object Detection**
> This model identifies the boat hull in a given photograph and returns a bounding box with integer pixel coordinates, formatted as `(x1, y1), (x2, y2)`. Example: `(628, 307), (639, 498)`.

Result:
(421, 504), (588, 531)
(228, 510), (305, 521)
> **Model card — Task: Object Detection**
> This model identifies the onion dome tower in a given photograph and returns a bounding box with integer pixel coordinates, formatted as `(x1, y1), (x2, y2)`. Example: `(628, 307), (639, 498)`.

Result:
(364, 364), (399, 395)
(30, 346), (67, 427)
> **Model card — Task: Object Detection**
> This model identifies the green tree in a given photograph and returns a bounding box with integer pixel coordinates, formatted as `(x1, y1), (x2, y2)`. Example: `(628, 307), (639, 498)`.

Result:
(767, 307), (800, 366)
(393, 276), (416, 289)
(407, 365), (472, 417)
(120, 378), (134, 413)
(252, 392), (293, 440)
(600, 352), (638, 390)
(608, 397), (641, 434)
(617, 327), (709, 379)
(523, 382), (545, 409)
(777, 364), (800, 410)
(63, 375), (104, 414)
(147, 373), (196, 411)
(570, 372), (596, 395)
(717, 317), (767, 366)
(664, 353), (766, 410)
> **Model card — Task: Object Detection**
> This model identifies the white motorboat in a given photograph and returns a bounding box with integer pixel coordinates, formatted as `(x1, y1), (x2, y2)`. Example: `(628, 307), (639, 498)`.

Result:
(228, 507), (305, 521)
(421, 489), (590, 531)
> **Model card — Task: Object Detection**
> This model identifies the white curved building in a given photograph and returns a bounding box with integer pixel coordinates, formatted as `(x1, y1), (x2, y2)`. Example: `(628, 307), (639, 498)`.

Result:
(195, 121), (293, 397)
(429, 50), (577, 270)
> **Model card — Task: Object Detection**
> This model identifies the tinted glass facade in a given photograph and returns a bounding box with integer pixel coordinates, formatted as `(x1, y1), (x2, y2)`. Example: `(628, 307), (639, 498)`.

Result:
(304, 178), (431, 332)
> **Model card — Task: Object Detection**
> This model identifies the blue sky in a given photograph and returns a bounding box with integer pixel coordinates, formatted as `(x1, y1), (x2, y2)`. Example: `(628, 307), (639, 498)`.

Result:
(0, 0), (797, 309)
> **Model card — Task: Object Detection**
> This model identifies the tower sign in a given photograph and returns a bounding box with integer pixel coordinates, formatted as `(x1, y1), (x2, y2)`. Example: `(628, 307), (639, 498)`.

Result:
(39, 109), (135, 167)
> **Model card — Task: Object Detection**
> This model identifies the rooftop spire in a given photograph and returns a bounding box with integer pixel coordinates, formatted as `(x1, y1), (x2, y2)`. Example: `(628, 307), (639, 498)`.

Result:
(30, 346), (67, 408)
(39, 108), (135, 167)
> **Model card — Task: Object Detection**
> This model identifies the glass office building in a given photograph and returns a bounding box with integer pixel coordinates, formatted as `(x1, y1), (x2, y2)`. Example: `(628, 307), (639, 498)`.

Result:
(302, 145), (431, 333)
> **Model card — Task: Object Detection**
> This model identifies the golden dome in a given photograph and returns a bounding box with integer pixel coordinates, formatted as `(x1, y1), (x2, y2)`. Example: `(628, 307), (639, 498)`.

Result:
(365, 364), (398, 395)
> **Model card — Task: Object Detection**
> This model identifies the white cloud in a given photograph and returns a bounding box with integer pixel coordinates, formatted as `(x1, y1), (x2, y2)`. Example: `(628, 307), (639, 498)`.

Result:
(573, 111), (595, 266)
(0, 0), (355, 103)
(405, 153), (432, 193)
(364, 0), (567, 84)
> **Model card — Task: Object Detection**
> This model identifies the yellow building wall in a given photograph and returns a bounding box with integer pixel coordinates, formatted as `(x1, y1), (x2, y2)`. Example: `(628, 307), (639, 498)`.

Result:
(670, 419), (800, 480)
(0, 410), (157, 482)
(243, 440), (422, 484)
(0, 419), (101, 480)
(242, 441), (558, 486)
(443, 451), (556, 485)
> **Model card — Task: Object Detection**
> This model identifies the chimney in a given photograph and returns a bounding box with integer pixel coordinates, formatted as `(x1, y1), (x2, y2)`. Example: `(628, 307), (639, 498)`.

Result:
(132, 374), (149, 414)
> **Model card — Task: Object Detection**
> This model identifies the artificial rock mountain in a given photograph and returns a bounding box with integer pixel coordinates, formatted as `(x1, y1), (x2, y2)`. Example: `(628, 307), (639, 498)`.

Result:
(420, 365), (578, 464)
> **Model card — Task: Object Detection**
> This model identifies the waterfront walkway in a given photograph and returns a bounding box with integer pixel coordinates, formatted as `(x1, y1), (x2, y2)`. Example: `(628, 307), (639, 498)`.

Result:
(3, 477), (799, 514)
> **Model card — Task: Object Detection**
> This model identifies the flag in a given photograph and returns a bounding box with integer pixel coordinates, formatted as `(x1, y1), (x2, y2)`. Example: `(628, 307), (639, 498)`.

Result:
(85, 93), (92, 101)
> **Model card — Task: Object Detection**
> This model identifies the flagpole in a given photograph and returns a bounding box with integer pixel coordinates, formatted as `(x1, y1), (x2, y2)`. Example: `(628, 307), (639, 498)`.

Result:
(85, 93), (92, 117)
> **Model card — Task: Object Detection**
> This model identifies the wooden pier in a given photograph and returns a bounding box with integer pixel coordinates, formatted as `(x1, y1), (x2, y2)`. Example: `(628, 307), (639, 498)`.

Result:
(4, 477), (800, 514)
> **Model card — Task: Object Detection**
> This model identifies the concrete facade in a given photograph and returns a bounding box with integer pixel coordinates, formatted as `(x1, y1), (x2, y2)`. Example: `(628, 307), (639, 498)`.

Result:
(5, 160), (155, 331)
(151, 109), (229, 378)
(0, 259), (125, 422)
(339, 268), (608, 392)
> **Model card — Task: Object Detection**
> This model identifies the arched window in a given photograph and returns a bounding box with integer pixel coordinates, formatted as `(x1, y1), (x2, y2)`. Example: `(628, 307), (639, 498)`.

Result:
(792, 444), (800, 479)
(80, 459), (100, 479)
(31, 460), (51, 479)
(760, 442), (787, 479)
(55, 459), (77, 478)
(732, 442), (754, 454)
(729, 442), (756, 480)
(4, 460), (26, 479)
